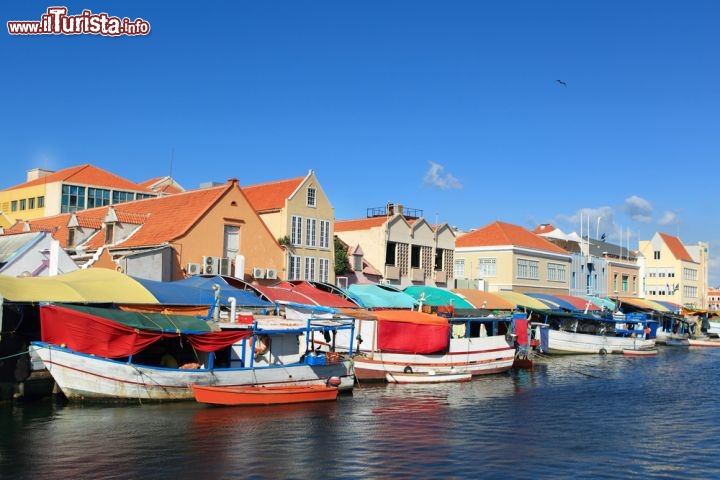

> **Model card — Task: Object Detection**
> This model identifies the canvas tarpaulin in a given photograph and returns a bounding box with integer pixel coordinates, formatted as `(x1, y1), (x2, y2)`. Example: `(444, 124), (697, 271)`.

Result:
(40, 304), (252, 358)
(373, 309), (449, 354)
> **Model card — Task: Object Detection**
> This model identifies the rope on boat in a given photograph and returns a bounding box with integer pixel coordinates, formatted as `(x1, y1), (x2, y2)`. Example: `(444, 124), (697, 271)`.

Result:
(0, 348), (30, 362)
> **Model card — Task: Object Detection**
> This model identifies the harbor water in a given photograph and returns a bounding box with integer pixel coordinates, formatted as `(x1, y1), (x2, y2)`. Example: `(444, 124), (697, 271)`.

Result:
(2, 347), (719, 479)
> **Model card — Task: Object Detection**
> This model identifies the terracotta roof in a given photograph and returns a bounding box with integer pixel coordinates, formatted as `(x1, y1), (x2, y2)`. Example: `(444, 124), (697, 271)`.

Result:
(6, 164), (152, 192)
(242, 176), (304, 212)
(532, 224), (558, 235)
(659, 232), (695, 262)
(21, 183), (234, 250)
(2, 222), (56, 235)
(334, 216), (388, 232)
(82, 184), (232, 250)
(456, 221), (568, 254)
(138, 176), (185, 194)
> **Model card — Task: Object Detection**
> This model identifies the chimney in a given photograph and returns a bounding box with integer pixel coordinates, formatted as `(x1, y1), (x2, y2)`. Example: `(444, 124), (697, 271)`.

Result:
(27, 168), (54, 182)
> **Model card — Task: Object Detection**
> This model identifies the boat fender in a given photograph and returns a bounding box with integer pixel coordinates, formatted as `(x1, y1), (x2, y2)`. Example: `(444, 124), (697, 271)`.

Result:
(255, 335), (271, 356)
(403, 366), (413, 373)
(599, 348), (607, 355)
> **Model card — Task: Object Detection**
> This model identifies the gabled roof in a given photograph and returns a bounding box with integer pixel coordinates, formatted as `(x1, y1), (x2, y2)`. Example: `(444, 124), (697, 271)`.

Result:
(334, 216), (389, 232)
(242, 176), (305, 212)
(456, 221), (568, 254)
(6, 164), (152, 192)
(137, 176), (185, 194)
(22, 182), (237, 250)
(659, 232), (695, 263)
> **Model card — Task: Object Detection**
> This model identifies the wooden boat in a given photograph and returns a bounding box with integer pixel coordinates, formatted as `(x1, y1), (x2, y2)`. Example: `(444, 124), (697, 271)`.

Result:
(622, 348), (658, 357)
(30, 303), (356, 402)
(318, 309), (519, 382)
(688, 336), (720, 347)
(535, 311), (657, 355)
(385, 370), (472, 384)
(191, 384), (339, 406)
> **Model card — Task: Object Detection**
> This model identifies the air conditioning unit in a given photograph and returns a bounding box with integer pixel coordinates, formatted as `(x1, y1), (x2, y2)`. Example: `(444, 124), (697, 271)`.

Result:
(252, 267), (266, 279)
(265, 268), (278, 280)
(186, 263), (202, 275)
(218, 257), (231, 276)
(202, 255), (220, 275)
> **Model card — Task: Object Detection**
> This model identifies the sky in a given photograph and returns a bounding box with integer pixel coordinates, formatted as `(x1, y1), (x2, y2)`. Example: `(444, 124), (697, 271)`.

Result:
(2, 1), (719, 285)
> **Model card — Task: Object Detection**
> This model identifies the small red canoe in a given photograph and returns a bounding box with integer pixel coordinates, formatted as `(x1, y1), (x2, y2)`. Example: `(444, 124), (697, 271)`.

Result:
(622, 348), (658, 357)
(191, 384), (339, 406)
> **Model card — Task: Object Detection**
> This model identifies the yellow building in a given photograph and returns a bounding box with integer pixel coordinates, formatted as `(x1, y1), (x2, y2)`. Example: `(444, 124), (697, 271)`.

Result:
(638, 232), (705, 309)
(0, 165), (160, 228)
(243, 170), (336, 283)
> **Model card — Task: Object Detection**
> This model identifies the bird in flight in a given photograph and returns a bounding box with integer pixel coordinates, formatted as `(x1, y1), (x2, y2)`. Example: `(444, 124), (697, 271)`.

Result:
(556, 79), (567, 86)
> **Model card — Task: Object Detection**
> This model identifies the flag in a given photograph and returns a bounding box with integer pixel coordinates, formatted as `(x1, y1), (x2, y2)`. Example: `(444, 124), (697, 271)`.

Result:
(600, 233), (606, 241)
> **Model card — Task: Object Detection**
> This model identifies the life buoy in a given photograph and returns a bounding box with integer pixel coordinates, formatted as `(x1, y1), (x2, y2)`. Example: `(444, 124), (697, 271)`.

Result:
(403, 366), (413, 373)
(599, 348), (607, 355)
(254, 335), (271, 356)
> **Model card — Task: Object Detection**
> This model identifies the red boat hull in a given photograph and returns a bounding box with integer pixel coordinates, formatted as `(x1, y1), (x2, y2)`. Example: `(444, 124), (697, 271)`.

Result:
(191, 384), (339, 406)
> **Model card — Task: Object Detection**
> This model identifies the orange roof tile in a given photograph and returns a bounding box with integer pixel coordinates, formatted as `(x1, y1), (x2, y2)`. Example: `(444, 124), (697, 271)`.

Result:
(138, 176), (185, 194)
(335, 216), (388, 232)
(456, 221), (568, 254)
(532, 224), (558, 235)
(81, 184), (232, 250)
(5, 164), (152, 192)
(659, 232), (695, 262)
(242, 176), (304, 212)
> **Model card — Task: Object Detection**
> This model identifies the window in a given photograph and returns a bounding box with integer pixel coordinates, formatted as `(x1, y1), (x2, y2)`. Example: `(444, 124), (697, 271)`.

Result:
(67, 227), (76, 247)
(517, 259), (539, 280)
(454, 259), (465, 278)
(288, 255), (301, 280)
(385, 241), (397, 266)
(654, 251), (661, 260)
(305, 218), (316, 247)
(613, 274), (618, 292)
(547, 263), (566, 282)
(113, 191), (134, 204)
(319, 258), (330, 282)
(319, 220), (330, 249)
(622, 275), (629, 292)
(435, 248), (444, 271)
(307, 187), (317, 207)
(353, 253), (362, 271)
(291, 216), (303, 246)
(135, 193), (154, 200)
(223, 225), (240, 259)
(19, 199), (26, 211)
(28, 197), (35, 209)
(411, 245), (421, 268)
(477, 258), (496, 277)
(683, 268), (698, 281)
(87, 188), (110, 209)
(37, 196), (45, 208)
(304, 257), (316, 281)
(104, 223), (115, 244)
(61, 185), (85, 213)
(10, 201), (17, 212)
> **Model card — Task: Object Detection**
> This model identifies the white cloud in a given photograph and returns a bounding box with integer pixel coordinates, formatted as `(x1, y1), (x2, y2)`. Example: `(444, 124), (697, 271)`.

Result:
(657, 210), (679, 226)
(422, 161), (462, 190)
(623, 195), (653, 223)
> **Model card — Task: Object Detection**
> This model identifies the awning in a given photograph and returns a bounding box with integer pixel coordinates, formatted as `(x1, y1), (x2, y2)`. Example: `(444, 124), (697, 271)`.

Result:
(582, 295), (616, 311)
(403, 285), (475, 309)
(346, 284), (418, 309)
(616, 297), (670, 313)
(494, 291), (553, 310)
(551, 294), (601, 312)
(451, 289), (515, 310)
(0, 268), (158, 303)
(526, 293), (580, 312)
(135, 276), (273, 308)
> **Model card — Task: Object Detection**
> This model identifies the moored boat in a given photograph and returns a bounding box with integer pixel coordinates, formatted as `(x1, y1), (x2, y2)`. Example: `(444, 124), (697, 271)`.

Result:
(329, 309), (518, 381)
(534, 311), (657, 355)
(191, 384), (339, 406)
(688, 336), (720, 348)
(30, 303), (356, 402)
(622, 348), (658, 357)
(385, 370), (472, 384)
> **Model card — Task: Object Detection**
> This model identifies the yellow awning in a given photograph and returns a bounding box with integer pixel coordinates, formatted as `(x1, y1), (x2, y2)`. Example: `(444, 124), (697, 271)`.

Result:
(616, 297), (670, 312)
(0, 268), (158, 303)
(493, 291), (553, 310)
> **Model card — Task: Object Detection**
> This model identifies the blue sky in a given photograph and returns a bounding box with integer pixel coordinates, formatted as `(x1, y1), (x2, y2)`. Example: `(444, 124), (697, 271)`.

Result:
(3, 1), (719, 285)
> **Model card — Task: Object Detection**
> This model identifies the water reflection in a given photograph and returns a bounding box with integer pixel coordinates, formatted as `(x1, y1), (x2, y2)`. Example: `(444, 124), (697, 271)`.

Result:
(3, 349), (720, 479)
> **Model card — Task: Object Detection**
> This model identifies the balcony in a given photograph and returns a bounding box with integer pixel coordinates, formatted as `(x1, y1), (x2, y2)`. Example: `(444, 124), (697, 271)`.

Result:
(411, 268), (425, 282)
(385, 265), (400, 280)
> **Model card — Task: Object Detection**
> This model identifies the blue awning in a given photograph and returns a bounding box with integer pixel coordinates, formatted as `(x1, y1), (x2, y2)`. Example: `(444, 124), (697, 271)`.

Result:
(133, 276), (273, 308)
(526, 293), (580, 311)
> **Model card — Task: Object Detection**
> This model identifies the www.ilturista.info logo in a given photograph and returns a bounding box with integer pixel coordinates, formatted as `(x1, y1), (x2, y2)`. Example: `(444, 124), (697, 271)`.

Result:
(7, 7), (151, 36)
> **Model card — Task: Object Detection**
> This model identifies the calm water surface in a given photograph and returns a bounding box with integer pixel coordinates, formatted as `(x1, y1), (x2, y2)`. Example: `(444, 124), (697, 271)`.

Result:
(2, 347), (719, 479)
